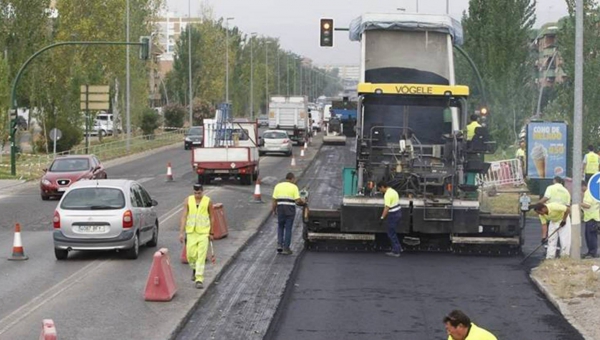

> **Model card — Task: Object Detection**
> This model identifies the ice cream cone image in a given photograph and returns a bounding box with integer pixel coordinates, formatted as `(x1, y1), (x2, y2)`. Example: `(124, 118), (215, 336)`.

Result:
(530, 143), (548, 178)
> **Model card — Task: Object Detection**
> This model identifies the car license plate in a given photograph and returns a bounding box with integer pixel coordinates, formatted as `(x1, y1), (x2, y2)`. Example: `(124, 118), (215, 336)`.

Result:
(214, 170), (229, 174)
(78, 225), (106, 233)
(57, 187), (66, 192)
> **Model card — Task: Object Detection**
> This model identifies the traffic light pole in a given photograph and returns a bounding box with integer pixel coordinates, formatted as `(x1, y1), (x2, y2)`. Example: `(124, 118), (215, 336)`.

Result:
(8, 40), (147, 176)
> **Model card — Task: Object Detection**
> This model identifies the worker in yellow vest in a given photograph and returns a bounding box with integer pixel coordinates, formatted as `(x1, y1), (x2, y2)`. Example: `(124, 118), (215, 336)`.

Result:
(272, 172), (305, 255)
(179, 183), (214, 289)
(581, 181), (599, 258)
(515, 141), (526, 177)
(443, 310), (497, 340)
(583, 145), (600, 184)
(466, 114), (481, 142)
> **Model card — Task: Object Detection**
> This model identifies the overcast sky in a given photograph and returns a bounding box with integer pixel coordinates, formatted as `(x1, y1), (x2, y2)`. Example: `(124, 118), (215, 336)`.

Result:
(167, 0), (568, 66)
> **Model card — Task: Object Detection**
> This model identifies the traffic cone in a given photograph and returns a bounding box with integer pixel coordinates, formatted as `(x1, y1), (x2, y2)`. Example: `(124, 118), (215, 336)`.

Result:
(300, 149), (305, 157)
(290, 154), (297, 167)
(252, 178), (263, 203)
(304, 141), (308, 149)
(39, 319), (57, 340)
(310, 137), (313, 144)
(8, 223), (28, 261)
(166, 162), (173, 182)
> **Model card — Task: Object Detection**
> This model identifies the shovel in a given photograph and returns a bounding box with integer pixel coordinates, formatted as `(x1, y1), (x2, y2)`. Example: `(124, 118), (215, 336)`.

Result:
(209, 240), (216, 265)
(521, 223), (564, 264)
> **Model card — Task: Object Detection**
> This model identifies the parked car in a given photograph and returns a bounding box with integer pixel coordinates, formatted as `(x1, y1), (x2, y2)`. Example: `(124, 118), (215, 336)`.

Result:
(52, 179), (159, 260)
(258, 130), (292, 157)
(257, 116), (269, 127)
(184, 126), (204, 150)
(40, 155), (107, 200)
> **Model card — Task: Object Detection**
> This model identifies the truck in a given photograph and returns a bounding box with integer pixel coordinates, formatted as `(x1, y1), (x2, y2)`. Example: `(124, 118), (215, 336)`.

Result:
(192, 105), (259, 186)
(331, 98), (357, 137)
(303, 13), (524, 255)
(268, 96), (311, 145)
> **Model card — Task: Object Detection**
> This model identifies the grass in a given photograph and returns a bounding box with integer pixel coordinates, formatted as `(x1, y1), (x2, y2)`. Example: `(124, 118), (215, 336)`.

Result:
(0, 130), (183, 181)
(532, 257), (600, 299)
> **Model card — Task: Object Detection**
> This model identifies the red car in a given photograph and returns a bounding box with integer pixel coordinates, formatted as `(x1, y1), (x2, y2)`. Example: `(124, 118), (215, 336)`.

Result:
(40, 155), (107, 200)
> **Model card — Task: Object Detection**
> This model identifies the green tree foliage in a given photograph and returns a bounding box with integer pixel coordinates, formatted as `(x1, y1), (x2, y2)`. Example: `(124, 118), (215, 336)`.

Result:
(545, 1), (600, 148)
(163, 103), (186, 128)
(140, 108), (159, 135)
(458, 0), (537, 146)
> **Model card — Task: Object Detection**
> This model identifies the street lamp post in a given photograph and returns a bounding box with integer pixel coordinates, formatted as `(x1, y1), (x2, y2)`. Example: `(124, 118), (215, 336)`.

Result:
(126, 0), (130, 151)
(188, 0), (193, 125)
(265, 40), (269, 114)
(416, 0), (419, 12)
(250, 32), (256, 120)
(225, 17), (234, 103)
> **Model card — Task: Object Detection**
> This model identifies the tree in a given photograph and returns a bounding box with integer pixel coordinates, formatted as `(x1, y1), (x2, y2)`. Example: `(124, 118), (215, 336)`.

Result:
(163, 104), (186, 128)
(458, 0), (537, 146)
(140, 108), (159, 136)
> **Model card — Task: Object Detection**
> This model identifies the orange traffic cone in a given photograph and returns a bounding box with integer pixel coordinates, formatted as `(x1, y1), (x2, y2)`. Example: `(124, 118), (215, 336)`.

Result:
(166, 162), (173, 182)
(8, 223), (28, 261)
(252, 178), (263, 203)
(300, 148), (305, 157)
(290, 154), (297, 167)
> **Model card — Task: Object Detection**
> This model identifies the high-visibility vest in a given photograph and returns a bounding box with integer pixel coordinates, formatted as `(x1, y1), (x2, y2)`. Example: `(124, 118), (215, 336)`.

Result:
(466, 121), (481, 141)
(384, 188), (401, 213)
(186, 195), (211, 234)
(585, 152), (599, 174)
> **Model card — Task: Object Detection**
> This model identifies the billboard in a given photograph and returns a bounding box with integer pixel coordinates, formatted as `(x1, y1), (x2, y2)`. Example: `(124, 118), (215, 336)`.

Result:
(526, 122), (568, 179)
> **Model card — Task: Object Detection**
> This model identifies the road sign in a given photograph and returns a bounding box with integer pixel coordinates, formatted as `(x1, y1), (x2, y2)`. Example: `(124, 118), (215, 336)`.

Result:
(80, 101), (110, 110)
(80, 93), (110, 102)
(49, 128), (62, 142)
(587, 172), (600, 201)
(80, 85), (109, 93)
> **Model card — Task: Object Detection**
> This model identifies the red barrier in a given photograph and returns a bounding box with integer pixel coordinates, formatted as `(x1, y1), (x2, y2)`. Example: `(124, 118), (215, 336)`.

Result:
(39, 319), (57, 340)
(211, 203), (229, 240)
(144, 248), (177, 301)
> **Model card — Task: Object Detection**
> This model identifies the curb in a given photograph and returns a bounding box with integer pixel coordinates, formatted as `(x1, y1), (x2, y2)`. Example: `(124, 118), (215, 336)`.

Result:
(529, 272), (595, 340)
(168, 138), (325, 340)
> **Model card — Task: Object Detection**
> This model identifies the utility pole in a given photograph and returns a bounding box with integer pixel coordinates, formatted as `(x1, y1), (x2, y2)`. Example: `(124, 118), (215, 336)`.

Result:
(571, 0), (584, 259)
(277, 48), (281, 94)
(446, 0), (449, 14)
(265, 40), (269, 113)
(286, 53), (290, 96)
(250, 32), (256, 120)
(416, 0), (419, 13)
(126, 0), (130, 152)
(188, 0), (193, 125)
(225, 17), (234, 102)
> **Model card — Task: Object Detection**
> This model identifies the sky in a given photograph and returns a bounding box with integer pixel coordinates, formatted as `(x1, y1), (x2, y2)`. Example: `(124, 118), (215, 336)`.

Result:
(167, 0), (568, 66)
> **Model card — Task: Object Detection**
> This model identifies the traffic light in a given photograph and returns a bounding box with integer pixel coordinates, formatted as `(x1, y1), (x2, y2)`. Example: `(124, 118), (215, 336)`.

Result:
(139, 36), (151, 60)
(320, 19), (334, 47)
(480, 107), (488, 116)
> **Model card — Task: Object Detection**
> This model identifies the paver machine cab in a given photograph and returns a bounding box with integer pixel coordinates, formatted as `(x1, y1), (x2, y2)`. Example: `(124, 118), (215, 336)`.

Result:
(323, 115), (347, 145)
(304, 13), (523, 254)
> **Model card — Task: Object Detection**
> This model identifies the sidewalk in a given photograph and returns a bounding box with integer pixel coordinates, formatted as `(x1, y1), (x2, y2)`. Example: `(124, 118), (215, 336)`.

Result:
(0, 179), (26, 191)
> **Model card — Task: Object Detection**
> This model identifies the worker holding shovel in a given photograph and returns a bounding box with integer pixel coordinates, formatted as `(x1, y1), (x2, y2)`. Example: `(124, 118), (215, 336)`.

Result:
(532, 202), (571, 259)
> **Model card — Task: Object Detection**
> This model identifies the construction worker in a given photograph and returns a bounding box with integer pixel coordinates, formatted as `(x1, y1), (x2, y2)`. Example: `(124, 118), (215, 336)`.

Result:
(465, 114), (481, 142)
(583, 144), (600, 184)
(581, 181), (599, 258)
(538, 176), (571, 243)
(515, 141), (526, 177)
(272, 172), (305, 255)
(179, 183), (214, 289)
(377, 181), (403, 257)
(533, 202), (571, 259)
(443, 310), (497, 340)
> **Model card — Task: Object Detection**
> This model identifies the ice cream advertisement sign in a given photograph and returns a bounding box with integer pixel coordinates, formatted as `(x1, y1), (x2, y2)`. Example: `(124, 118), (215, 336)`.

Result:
(526, 122), (567, 179)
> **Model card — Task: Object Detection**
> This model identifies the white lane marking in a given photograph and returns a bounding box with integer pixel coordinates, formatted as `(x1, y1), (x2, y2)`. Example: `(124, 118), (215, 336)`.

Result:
(0, 260), (109, 335)
(136, 177), (154, 184)
(0, 191), (213, 335)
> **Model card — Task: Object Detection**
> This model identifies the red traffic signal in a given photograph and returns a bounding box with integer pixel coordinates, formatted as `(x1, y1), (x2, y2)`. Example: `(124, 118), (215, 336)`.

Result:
(320, 19), (333, 47)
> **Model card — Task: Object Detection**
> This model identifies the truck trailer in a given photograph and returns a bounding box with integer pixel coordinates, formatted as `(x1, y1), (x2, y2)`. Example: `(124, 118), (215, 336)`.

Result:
(268, 96), (311, 145)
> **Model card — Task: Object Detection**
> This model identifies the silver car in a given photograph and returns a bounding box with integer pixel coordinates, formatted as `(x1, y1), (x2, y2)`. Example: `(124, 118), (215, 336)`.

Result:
(258, 130), (293, 157)
(53, 179), (159, 260)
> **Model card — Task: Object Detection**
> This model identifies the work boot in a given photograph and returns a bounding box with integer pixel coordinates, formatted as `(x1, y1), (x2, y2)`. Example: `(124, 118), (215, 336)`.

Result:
(191, 269), (196, 282)
(282, 248), (293, 255)
(277, 243), (283, 253)
(385, 252), (401, 258)
(195, 281), (204, 289)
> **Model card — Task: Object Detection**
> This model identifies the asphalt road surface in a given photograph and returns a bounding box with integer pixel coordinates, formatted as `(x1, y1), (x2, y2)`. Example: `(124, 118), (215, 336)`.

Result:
(265, 142), (583, 340)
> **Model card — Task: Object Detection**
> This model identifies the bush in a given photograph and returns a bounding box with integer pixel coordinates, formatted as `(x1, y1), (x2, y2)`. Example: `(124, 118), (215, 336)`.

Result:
(163, 104), (186, 129)
(140, 109), (159, 136)
(45, 122), (83, 153)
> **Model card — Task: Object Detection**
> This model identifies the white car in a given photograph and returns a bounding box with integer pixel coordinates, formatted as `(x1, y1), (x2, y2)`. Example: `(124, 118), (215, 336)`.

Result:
(53, 179), (159, 260)
(258, 130), (293, 157)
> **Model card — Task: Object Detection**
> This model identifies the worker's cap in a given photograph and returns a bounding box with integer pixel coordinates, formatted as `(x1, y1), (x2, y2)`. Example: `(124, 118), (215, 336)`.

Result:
(193, 183), (203, 192)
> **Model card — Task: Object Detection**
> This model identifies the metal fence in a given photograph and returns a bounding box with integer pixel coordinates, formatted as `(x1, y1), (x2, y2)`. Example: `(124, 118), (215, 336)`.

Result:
(1, 128), (184, 179)
(479, 158), (526, 188)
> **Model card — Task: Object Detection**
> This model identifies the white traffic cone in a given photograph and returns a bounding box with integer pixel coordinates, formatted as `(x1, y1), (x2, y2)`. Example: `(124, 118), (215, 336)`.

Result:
(252, 178), (263, 203)
(166, 162), (173, 182)
(304, 141), (308, 149)
(291, 154), (297, 167)
(300, 148), (305, 157)
(8, 223), (28, 261)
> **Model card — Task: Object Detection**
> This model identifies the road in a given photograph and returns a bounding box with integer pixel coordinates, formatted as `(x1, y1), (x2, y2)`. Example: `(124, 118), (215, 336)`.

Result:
(0, 130), (314, 340)
(264, 142), (584, 340)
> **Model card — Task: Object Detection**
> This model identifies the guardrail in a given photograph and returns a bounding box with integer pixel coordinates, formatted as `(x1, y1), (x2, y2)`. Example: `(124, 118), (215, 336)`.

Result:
(0, 128), (185, 180)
